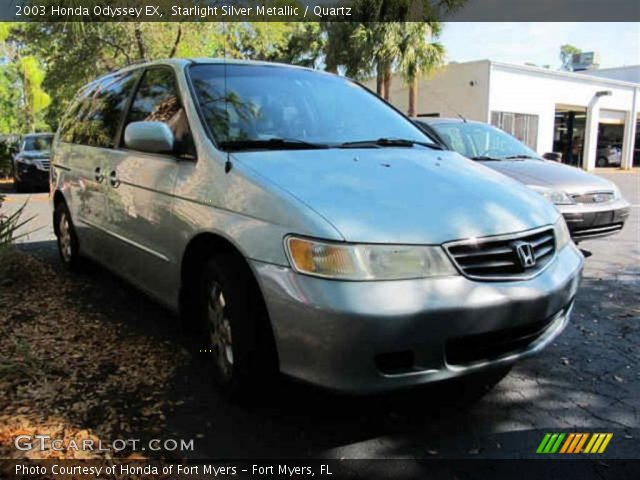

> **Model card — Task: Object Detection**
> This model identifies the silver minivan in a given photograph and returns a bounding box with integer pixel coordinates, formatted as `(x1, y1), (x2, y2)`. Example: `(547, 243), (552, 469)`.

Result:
(51, 59), (583, 398)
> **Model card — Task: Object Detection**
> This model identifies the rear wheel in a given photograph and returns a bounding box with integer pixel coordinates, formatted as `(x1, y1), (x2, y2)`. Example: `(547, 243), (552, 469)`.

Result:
(54, 202), (82, 271)
(197, 253), (278, 399)
(596, 156), (608, 167)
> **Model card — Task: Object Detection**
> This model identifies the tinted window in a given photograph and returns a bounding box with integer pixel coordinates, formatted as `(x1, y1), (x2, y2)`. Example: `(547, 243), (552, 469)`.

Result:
(59, 72), (138, 148)
(189, 64), (435, 149)
(124, 68), (194, 158)
(432, 122), (539, 160)
(22, 135), (53, 151)
(58, 85), (95, 144)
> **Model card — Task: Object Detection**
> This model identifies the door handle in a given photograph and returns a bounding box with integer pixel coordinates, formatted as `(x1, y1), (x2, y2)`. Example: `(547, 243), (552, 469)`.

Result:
(109, 170), (120, 188)
(94, 166), (104, 183)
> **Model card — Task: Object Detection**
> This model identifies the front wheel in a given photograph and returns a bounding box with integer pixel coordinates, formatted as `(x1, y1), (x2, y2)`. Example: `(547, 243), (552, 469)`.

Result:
(197, 253), (278, 399)
(54, 202), (82, 271)
(596, 157), (608, 167)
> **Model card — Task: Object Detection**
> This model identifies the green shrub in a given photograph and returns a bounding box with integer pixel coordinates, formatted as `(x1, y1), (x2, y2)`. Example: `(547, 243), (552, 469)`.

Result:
(0, 196), (34, 255)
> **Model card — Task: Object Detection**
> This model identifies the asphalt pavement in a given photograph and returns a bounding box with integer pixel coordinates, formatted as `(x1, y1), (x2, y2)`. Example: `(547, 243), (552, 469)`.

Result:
(1, 171), (638, 460)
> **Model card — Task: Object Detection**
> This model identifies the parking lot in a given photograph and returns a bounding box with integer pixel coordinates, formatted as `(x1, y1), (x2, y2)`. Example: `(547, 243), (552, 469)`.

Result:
(1, 170), (638, 460)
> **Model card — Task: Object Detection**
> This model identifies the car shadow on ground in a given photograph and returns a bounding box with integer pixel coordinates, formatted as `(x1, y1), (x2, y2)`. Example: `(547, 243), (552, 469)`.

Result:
(0, 179), (48, 195)
(16, 240), (640, 460)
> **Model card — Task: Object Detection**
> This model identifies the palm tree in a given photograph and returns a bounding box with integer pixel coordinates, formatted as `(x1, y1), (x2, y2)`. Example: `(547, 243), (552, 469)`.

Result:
(398, 22), (445, 117)
(351, 22), (402, 99)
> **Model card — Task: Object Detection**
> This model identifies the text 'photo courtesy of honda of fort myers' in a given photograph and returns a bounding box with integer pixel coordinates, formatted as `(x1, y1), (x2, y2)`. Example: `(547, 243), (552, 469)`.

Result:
(50, 59), (583, 399)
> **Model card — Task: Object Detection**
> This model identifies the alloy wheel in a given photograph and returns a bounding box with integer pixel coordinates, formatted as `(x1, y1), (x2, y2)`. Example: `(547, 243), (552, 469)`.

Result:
(206, 281), (234, 379)
(58, 212), (73, 263)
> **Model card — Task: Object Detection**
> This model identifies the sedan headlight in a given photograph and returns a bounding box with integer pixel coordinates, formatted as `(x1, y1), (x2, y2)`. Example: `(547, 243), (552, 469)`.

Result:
(285, 236), (457, 280)
(528, 185), (575, 205)
(15, 156), (34, 165)
(554, 216), (572, 251)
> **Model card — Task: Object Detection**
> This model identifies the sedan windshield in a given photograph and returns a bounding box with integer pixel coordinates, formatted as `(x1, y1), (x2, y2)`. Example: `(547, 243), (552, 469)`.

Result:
(430, 122), (539, 161)
(188, 64), (436, 150)
(22, 135), (53, 152)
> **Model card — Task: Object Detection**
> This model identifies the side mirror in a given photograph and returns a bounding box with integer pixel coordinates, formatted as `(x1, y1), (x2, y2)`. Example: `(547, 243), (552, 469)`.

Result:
(124, 121), (175, 154)
(542, 152), (562, 161)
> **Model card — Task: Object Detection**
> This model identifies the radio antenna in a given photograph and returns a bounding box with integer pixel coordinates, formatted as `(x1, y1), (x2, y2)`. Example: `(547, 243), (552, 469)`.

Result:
(223, 23), (232, 173)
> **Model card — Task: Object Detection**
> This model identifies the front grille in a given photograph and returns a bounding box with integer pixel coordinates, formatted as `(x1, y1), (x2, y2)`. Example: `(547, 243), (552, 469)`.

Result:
(445, 227), (556, 280)
(38, 160), (51, 170)
(445, 305), (567, 366)
(572, 191), (614, 204)
(571, 222), (624, 239)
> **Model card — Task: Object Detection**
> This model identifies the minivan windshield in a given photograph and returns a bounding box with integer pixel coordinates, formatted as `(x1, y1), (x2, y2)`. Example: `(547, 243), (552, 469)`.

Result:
(430, 122), (540, 161)
(22, 135), (53, 152)
(189, 64), (437, 150)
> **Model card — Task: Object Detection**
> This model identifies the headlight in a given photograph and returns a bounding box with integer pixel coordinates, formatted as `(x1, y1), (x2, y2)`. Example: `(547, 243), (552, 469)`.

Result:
(16, 156), (34, 165)
(285, 236), (457, 280)
(528, 185), (575, 205)
(611, 185), (622, 200)
(554, 217), (572, 250)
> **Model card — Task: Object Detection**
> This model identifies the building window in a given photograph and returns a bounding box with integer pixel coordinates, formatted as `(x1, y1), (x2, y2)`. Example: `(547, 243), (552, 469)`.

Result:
(491, 111), (539, 150)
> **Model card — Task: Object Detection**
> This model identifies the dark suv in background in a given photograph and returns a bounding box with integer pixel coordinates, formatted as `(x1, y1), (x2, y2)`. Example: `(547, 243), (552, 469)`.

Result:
(13, 133), (53, 192)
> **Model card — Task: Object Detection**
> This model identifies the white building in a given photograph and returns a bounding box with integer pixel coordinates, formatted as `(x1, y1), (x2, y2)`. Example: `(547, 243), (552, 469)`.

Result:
(368, 60), (640, 170)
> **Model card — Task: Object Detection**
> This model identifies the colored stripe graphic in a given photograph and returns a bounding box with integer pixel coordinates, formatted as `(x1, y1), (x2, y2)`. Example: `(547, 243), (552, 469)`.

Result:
(597, 433), (613, 453)
(567, 433), (585, 453)
(538, 433), (613, 454)
(559, 433), (575, 453)
(536, 433), (552, 453)
(573, 433), (589, 454)
(584, 434), (599, 453)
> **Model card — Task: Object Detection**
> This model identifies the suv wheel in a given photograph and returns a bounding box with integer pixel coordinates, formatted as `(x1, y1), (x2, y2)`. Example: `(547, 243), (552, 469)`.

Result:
(198, 253), (277, 399)
(55, 202), (82, 270)
(596, 157), (608, 167)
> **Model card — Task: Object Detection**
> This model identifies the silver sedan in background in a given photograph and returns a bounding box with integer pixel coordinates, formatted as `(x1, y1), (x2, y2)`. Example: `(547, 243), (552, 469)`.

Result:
(414, 118), (631, 243)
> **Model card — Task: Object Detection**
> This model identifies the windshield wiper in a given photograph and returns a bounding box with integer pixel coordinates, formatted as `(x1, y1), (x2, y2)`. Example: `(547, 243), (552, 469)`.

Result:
(219, 138), (330, 151)
(504, 154), (538, 160)
(470, 155), (502, 161)
(339, 138), (443, 150)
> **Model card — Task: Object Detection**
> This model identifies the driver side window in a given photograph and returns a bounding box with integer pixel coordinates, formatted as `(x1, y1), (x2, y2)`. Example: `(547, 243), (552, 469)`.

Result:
(123, 67), (196, 159)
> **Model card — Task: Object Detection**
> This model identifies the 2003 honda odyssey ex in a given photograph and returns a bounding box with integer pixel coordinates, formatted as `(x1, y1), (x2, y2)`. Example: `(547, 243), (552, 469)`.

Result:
(51, 59), (583, 399)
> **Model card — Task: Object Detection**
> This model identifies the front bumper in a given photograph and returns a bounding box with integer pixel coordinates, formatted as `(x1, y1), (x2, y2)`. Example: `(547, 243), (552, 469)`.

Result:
(252, 243), (584, 393)
(559, 199), (630, 241)
(15, 163), (50, 187)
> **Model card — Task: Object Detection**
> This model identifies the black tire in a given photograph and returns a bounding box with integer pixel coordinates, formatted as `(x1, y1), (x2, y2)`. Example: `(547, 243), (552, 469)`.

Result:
(54, 202), (82, 271)
(596, 157), (608, 168)
(14, 180), (24, 193)
(197, 252), (278, 399)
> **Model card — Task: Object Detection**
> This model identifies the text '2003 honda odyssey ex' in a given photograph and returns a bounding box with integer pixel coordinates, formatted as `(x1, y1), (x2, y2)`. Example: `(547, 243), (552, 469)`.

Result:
(51, 59), (583, 398)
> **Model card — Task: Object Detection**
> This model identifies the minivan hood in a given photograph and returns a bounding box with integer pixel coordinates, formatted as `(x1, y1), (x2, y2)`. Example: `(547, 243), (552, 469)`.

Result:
(233, 148), (559, 244)
(482, 159), (615, 194)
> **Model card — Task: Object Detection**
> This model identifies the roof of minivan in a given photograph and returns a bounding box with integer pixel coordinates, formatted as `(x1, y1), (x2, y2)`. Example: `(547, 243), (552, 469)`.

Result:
(82, 58), (328, 93)
(107, 57), (319, 76)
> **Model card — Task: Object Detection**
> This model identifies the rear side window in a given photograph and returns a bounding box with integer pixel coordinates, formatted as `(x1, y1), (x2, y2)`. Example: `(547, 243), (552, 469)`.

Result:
(59, 71), (139, 148)
(123, 67), (195, 158)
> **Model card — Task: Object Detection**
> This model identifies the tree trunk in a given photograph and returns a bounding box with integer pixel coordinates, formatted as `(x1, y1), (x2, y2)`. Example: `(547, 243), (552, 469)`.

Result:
(408, 78), (417, 117)
(383, 64), (392, 101)
(168, 25), (182, 58)
(134, 23), (146, 60)
(325, 63), (338, 74)
(376, 69), (383, 96)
